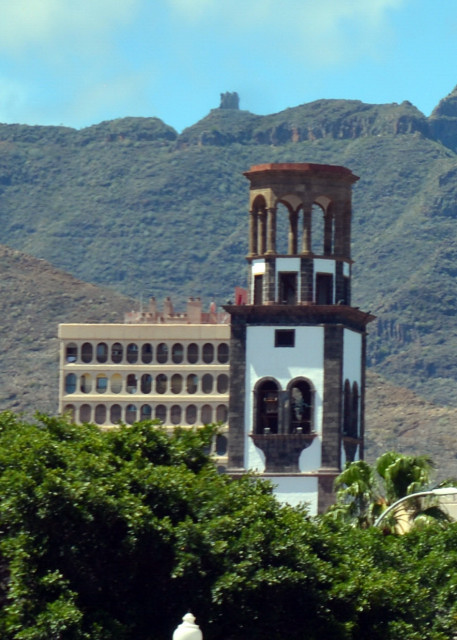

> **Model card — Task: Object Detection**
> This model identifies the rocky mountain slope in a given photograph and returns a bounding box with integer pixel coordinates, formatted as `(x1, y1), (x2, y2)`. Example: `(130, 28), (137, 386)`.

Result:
(0, 245), (132, 415)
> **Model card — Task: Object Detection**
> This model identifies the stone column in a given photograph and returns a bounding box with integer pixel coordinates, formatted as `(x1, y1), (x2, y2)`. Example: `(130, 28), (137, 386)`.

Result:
(266, 207), (276, 255)
(258, 210), (267, 255)
(301, 204), (311, 254)
(248, 209), (257, 256)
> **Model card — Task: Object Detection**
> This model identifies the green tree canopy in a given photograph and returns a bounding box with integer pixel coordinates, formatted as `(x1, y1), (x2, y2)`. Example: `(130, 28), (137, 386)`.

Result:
(0, 414), (456, 640)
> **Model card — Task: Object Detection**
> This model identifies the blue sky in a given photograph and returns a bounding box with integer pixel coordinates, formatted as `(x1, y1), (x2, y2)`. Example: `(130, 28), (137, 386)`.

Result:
(0, 0), (456, 132)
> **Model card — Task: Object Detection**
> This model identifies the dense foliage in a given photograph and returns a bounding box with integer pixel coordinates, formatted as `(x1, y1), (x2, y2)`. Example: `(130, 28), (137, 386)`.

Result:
(0, 413), (456, 640)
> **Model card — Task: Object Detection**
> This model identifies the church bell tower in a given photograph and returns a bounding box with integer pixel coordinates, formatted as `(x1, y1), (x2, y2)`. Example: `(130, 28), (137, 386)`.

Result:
(225, 163), (374, 514)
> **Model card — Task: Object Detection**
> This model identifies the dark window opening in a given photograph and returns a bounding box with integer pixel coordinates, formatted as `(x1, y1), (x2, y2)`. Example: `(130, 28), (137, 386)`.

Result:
(186, 405), (197, 425)
(186, 374), (198, 394)
(217, 374), (229, 394)
(202, 374), (213, 394)
(125, 404), (137, 425)
(171, 374), (183, 394)
(141, 374), (152, 394)
(316, 273), (333, 305)
(95, 404), (106, 425)
(216, 405), (228, 424)
(156, 374), (167, 394)
(81, 342), (93, 363)
(170, 405), (181, 425)
(172, 343), (184, 364)
(111, 343), (123, 363)
(201, 405), (212, 424)
(289, 380), (312, 434)
(96, 343), (108, 363)
(278, 272), (297, 305)
(79, 404), (91, 423)
(140, 405), (152, 421)
(187, 343), (199, 363)
(141, 343), (153, 364)
(157, 343), (168, 364)
(110, 404), (122, 424)
(253, 274), (263, 305)
(275, 329), (295, 348)
(127, 343), (139, 364)
(256, 380), (279, 434)
(126, 374), (138, 394)
(215, 433), (228, 455)
(155, 405), (166, 423)
(65, 373), (76, 394)
(217, 343), (229, 364)
(65, 343), (77, 363)
(202, 343), (214, 364)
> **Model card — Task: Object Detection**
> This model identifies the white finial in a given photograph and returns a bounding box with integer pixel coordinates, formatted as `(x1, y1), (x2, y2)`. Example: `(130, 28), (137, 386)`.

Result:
(172, 613), (203, 640)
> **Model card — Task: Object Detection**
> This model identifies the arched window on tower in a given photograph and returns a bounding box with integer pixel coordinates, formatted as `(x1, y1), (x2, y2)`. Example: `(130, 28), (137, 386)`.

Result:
(288, 378), (313, 434)
(255, 379), (280, 434)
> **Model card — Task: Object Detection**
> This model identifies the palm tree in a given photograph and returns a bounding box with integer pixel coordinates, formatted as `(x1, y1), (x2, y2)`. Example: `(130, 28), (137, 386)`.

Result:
(329, 451), (448, 530)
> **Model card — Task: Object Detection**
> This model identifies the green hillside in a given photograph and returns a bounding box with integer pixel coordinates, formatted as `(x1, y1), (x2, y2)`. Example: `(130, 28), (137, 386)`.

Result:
(2, 89), (457, 406)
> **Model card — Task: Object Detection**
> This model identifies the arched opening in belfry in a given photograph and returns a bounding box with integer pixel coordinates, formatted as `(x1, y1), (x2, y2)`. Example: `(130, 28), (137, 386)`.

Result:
(252, 195), (267, 255)
(255, 378), (280, 434)
(288, 378), (313, 434)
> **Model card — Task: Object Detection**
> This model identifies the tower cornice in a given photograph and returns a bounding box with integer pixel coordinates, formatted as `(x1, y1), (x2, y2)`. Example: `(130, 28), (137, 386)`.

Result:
(224, 304), (375, 331)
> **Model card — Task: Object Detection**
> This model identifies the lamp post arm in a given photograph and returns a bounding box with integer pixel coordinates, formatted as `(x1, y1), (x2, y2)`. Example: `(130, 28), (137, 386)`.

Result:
(374, 491), (435, 528)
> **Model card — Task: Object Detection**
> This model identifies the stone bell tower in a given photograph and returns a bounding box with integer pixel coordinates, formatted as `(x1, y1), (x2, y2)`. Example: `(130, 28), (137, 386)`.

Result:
(225, 163), (374, 514)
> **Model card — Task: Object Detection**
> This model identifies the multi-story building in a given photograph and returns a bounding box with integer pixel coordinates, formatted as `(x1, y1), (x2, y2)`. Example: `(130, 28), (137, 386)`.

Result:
(58, 298), (231, 466)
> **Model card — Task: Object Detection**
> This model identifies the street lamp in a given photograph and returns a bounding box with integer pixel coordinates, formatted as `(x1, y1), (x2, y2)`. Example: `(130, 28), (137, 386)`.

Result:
(374, 487), (457, 528)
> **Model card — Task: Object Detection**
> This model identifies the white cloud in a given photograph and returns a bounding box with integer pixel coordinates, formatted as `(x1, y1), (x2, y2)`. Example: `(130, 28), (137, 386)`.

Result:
(0, 0), (141, 56)
(166, 0), (406, 66)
